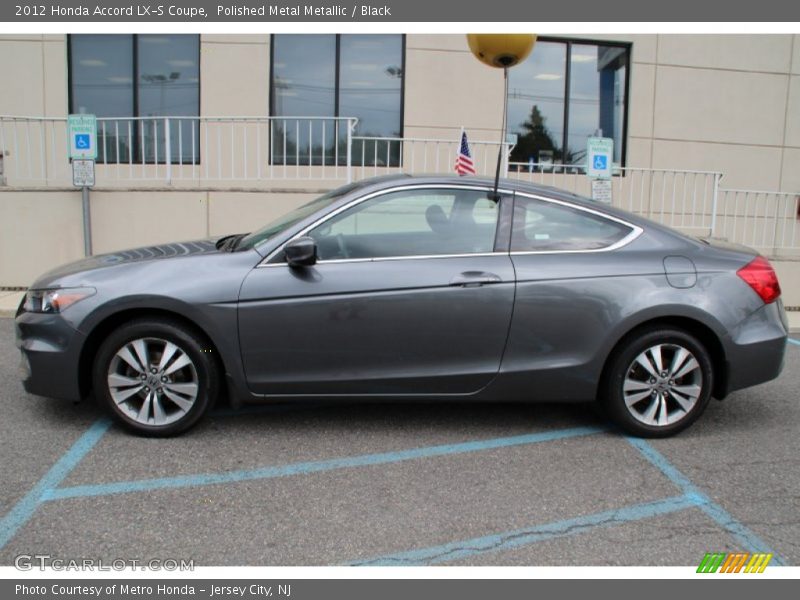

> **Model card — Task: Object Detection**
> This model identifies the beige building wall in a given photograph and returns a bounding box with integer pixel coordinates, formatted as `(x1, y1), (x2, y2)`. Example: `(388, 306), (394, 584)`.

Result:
(0, 190), (83, 285)
(0, 187), (323, 287)
(625, 34), (797, 192)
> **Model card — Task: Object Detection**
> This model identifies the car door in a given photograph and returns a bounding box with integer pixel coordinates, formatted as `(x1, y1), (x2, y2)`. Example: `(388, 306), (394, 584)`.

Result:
(237, 185), (515, 396)
(500, 191), (647, 401)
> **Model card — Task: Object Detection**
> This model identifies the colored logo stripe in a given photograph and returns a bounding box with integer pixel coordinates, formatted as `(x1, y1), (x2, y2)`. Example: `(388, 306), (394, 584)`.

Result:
(745, 553), (773, 573)
(697, 552), (772, 573)
(697, 552), (726, 573)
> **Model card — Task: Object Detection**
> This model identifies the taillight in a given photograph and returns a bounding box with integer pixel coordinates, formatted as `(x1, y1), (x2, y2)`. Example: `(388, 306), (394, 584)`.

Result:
(736, 256), (781, 304)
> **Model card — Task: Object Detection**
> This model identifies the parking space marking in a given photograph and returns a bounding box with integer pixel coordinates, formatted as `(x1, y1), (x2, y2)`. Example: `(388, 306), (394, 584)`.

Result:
(352, 437), (787, 566)
(0, 418), (111, 550)
(625, 437), (784, 565)
(350, 495), (696, 565)
(788, 338), (800, 346)
(43, 426), (605, 501)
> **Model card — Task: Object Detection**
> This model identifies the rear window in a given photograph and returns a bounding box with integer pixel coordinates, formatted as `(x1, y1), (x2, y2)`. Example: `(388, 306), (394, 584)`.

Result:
(512, 197), (633, 252)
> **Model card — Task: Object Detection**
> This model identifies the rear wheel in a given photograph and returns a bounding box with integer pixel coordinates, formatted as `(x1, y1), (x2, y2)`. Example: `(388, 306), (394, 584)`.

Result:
(92, 319), (219, 436)
(602, 327), (713, 437)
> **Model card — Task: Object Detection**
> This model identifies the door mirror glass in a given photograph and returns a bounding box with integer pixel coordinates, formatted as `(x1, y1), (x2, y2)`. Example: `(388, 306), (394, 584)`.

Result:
(284, 236), (318, 267)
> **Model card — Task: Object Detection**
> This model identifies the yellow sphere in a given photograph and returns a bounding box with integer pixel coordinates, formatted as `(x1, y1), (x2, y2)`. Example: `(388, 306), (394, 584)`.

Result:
(467, 34), (537, 69)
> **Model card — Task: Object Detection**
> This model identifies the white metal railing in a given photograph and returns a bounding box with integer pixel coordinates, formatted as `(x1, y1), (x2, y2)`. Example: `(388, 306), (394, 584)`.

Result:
(508, 162), (722, 234)
(715, 189), (800, 254)
(0, 116), (512, 186)
(2, 115), (799, 254)
(0, 115), (359, 185)
(351, 136), (512, 180)
(0, 116), (69, 183)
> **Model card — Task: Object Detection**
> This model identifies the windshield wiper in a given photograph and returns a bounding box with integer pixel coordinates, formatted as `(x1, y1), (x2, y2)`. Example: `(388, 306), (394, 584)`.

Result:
(215, 233), (246, 251)
(215, 234), (235, 250)
(227, 233), (248, 251)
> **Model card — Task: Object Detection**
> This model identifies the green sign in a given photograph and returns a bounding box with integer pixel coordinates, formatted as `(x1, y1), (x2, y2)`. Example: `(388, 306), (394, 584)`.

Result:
(67, 114), (97, 160)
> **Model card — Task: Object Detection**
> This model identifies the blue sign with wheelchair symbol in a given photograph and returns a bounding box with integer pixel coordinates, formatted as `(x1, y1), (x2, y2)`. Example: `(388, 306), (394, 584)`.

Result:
(592, 154), (607, 171)
(75, 134), (90, 149)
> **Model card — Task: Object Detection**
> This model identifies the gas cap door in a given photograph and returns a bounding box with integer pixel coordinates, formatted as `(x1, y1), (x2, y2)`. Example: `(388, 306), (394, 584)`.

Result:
(663, 255), (697, 289)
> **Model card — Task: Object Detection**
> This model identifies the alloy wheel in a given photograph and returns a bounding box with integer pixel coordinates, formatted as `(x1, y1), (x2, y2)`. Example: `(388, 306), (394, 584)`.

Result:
(622, 343), (703, 427)
(106, 337), (199, 427)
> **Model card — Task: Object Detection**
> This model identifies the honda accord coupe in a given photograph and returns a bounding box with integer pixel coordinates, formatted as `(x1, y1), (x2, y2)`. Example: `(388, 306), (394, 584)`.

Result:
(15, 175), (788, 436)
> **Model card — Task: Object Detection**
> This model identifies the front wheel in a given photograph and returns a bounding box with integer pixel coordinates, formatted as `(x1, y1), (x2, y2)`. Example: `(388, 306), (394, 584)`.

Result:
(92, 319), (219, 436)
(602, 327), (714, 437)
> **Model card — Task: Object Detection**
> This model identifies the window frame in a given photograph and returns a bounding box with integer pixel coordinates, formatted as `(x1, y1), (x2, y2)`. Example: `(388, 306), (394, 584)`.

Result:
(67, 34), (201, 165)
(268, 34), (406, 166)
(510, 191), (643, 255)
(509, 36), (632, 170)
(261, 184), (513, 266)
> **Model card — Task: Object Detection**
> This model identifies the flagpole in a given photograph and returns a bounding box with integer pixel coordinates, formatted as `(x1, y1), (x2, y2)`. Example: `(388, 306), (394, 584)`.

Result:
(458, 126), (464, 174)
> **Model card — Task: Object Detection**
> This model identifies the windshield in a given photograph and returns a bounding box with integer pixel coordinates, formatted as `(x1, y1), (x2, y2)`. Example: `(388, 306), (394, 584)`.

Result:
(236, 183), (361, 251)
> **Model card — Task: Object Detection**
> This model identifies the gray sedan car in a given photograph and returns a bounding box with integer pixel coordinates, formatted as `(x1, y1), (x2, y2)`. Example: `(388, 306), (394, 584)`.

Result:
(15, 175), (788, 436)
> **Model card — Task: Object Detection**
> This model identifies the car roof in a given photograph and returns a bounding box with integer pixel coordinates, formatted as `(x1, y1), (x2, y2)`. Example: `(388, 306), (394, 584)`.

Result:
(345, 173), (625, 214)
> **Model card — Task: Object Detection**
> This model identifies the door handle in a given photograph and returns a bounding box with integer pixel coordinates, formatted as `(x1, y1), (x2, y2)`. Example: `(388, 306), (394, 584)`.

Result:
(449, 271), (503, 287)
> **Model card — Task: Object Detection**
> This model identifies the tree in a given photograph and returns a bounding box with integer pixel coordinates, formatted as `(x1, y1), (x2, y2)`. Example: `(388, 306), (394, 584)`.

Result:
(511, 105), (562, 165)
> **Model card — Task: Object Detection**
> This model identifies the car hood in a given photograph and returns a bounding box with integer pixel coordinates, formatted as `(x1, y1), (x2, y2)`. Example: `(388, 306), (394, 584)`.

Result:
(31, 239), (221, 288)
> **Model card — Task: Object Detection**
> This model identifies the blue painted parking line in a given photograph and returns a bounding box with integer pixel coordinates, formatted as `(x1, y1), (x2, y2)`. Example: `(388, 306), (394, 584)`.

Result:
(350, 495), (696, 565)
(625, 437), (784, 565)
(788, 338), (800, 346)
(351, 437), (787, 566)
(43, 426), (605, 501)
(0, 418), (112, 551)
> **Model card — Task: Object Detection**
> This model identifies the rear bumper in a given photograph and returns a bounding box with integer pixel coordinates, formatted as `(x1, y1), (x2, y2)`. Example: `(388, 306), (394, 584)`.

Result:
(15, 310), (85, 401)
(723, 300), (788, 396)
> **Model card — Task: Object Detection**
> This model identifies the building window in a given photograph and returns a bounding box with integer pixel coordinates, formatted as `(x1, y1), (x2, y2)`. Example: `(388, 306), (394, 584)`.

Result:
(507, 38), (629, 170)
(270, 34), (404, 167)
(68, 34), (200, 164)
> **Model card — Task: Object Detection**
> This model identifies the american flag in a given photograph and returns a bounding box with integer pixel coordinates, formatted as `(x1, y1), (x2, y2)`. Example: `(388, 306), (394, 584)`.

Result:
(455, 130), (476, 176)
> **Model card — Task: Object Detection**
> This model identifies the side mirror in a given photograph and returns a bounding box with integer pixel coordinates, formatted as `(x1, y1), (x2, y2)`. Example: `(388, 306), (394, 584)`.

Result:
(284, 236), (317, 267)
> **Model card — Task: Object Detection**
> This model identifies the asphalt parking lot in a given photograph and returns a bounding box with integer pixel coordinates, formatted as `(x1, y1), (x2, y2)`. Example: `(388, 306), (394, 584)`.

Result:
(0, 316), (798, 567)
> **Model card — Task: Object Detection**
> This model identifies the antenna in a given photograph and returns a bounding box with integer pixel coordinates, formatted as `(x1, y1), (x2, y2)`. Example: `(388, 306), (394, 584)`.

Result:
(489, 67), (509, 202)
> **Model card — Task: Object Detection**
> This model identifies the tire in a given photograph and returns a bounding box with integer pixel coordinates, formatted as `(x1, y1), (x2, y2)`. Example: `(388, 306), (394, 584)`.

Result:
(92, 318), (219, 437)
(602, 327), (714, 437)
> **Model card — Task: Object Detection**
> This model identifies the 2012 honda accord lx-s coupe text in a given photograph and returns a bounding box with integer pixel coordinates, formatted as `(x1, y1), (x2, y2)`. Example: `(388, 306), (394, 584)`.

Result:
(15, 175), (788, 437)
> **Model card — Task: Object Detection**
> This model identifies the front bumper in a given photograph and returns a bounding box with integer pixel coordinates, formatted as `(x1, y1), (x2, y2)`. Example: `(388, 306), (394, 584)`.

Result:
(15, 309), (86, 401)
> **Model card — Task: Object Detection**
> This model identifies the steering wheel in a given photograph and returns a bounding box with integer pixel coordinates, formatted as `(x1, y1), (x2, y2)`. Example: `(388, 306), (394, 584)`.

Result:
(336, 233), (350, 259)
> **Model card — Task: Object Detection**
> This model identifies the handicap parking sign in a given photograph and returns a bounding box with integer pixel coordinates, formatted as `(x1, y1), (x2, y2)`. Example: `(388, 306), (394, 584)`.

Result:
(592, 154), (608, 171)
(586, 137), (613, 180)
(75, 134), (90, 149)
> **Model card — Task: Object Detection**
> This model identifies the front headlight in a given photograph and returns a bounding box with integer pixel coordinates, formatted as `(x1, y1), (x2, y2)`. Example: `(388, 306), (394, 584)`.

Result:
(22, 287), (96, 313)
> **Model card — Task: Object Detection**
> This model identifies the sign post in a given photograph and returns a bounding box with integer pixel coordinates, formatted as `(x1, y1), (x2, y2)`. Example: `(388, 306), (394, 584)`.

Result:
(586, 136), (613, 204)
(68, 114), (97, 256)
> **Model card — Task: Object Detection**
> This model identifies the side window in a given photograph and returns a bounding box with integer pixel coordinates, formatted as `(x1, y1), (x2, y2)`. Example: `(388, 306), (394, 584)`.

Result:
(308, 189), (500, 260)
(512, 197), (632, 251)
